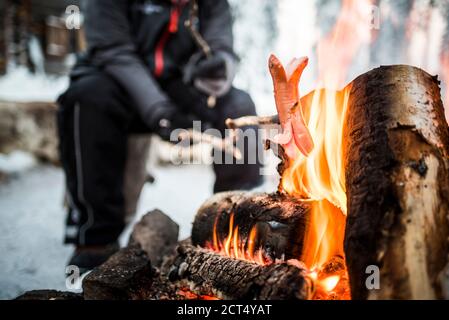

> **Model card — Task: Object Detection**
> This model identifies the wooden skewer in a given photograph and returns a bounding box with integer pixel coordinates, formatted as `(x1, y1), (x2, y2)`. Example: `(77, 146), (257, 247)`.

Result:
(177, 130), (242, 160)
(225, 115), (280, 130)
(185, 0), (217, 108)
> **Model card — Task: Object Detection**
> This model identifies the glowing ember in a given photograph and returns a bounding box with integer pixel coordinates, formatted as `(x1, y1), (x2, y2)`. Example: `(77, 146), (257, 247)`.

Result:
(320, 275), (340, 292)
(177, 289), (220, 300)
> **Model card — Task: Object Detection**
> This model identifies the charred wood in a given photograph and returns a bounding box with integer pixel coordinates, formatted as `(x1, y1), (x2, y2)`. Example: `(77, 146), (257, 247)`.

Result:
(128, 210), (179, 268)
(169, 245), (312, 300)
(83, 245), (155, 300)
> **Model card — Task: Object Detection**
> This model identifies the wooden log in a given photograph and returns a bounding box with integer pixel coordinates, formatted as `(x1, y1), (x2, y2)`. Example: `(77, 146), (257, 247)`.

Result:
(169, 245), (312, 300)
(83, 245), (155, 300)
(343, 65), (449, 299)
(128, 210), (179, 268)
(191, 192), (310, 262)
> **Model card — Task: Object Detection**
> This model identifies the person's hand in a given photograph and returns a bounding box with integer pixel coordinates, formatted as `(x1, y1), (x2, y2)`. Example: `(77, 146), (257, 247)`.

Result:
(189, 55), (227, 80)
(144, 101), (196, 141)
(184, 52), (236, 97)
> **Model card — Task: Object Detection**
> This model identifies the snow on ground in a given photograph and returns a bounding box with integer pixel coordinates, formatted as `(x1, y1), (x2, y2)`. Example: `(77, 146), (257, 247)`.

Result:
(0, 66), (68, 102)
(0, 165), (69, 299)
(0, 155), (278, 299)
(0, 151), (37, 175)
(0, 162), (216, 299)
(0, 160), (276, 299)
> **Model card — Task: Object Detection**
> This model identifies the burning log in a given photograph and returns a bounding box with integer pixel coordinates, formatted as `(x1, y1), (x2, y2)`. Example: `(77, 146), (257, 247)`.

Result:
(191, 192), (310, 262)
(169, 245), (312, 300)
(343, 65), (449, 299)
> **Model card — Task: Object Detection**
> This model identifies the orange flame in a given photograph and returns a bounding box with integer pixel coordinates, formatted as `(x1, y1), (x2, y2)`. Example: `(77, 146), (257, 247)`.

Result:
(207, 0), (376, 300)
(282, 86), (351, 271)
(317, 0), (375, 90)
(320, 275), (340, 292)
(282, 0), (374, 299)
(282, 0), (373, 266)
(209, 212), (267, 265)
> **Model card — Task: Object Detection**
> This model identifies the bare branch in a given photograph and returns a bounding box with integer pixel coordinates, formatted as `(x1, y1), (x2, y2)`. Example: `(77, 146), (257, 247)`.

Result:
(177, 130), (242, 160)
(185, 0), (212, 58)
(226, 115), (280, 130)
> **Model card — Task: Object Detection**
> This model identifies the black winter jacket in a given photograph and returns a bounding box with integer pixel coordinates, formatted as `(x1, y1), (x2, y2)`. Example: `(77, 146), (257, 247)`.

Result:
(73, 0), (237, 122)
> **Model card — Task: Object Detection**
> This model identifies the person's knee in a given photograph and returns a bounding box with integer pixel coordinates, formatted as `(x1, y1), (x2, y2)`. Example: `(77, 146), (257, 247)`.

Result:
(62, 73), (125, 114)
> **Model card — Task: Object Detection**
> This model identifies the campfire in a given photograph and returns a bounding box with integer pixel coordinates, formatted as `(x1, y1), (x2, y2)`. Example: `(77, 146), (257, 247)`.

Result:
(168, 1), (449, 300)
(18, 1), (449, 301)
(176, 59), (449, 301)
(30, 52), (444, 301)
(193, 52), (353, 300)
(9, 0), (449, 303)
(23, 59), (449, 301)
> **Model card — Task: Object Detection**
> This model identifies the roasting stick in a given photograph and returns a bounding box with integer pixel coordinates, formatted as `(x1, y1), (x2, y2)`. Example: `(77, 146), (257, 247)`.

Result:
(177, 130), (243, 160)
(225, 115), (281, 151)
(185, 0), (216, 108)
(225, 114), (280, 130)
(185, 0), (212, 58)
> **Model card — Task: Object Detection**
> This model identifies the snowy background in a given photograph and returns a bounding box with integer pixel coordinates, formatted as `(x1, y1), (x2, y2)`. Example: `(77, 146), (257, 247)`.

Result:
(1, 0), (449, 299)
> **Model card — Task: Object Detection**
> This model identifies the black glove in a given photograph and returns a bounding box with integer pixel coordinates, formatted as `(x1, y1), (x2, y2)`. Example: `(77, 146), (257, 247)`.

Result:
(190, 55), (227, 80)
(144, 101), (197, 141)
(184, 52), (236, 97)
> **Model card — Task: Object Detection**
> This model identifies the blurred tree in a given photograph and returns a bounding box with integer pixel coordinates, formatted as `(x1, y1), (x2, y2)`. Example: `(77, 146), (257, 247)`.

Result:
(370, 0), (414, 66)
(0, 0), (7, 75)
(228, 0), (278, 112)
(0, 0), (82, 75)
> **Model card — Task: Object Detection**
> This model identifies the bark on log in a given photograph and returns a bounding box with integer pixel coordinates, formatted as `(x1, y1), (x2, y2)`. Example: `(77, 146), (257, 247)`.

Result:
(191, 192), (310, 262)
(128, 210), (179, 268)
(169, 245), (312, 300)
(343, 65), (449, 300)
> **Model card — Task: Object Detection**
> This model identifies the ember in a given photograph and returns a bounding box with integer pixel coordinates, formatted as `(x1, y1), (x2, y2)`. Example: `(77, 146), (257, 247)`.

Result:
(177, 289), (219, 301)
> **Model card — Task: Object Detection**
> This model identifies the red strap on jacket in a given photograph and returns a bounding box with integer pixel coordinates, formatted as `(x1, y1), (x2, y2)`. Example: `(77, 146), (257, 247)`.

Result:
(154, 0), (187, 78)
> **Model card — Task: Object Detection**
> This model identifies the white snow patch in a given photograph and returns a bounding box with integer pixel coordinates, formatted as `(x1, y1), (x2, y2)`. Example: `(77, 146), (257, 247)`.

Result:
(0, 151), (37, 175)
(0, 66), (68, 102)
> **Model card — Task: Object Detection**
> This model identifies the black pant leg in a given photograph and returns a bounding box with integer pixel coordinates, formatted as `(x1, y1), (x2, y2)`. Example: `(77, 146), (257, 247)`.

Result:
(57, 72), (133, 246)
(211, 88), (264, 193)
